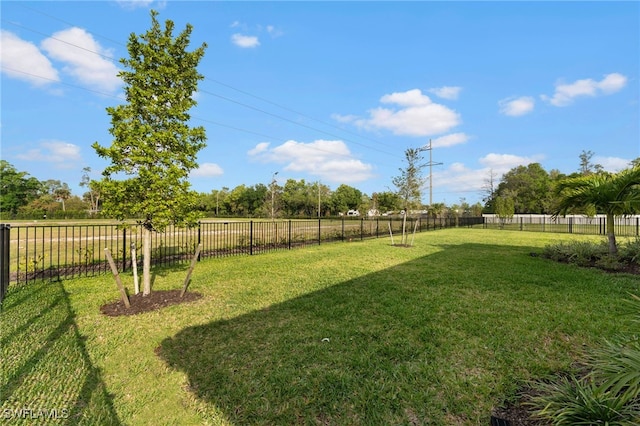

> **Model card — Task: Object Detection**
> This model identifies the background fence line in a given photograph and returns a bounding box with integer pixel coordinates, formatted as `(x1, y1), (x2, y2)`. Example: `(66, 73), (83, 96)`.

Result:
(2, 214), (639, 303)
(483, 214), (640, 236)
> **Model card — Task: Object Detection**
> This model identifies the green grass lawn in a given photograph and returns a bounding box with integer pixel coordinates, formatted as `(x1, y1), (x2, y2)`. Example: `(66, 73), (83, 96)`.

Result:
(2, 229), (639, 425)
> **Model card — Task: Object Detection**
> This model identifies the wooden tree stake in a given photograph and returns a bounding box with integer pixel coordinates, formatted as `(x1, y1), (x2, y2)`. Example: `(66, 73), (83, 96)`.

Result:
(388, 222), (395, 246)
(410, 219), (419, 246)
(180, 244), (202, 298)
(104, 248), (130, 308)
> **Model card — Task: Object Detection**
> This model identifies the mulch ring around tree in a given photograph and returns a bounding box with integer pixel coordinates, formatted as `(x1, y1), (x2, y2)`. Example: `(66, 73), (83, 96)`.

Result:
(100, 290), (203, 317)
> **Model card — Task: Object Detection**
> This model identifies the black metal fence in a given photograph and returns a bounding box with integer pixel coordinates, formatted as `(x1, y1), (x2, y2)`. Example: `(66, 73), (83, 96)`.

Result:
(3, 214), (639, 303)
(0, 216), (482, 302)
(483, 214), (640, 237)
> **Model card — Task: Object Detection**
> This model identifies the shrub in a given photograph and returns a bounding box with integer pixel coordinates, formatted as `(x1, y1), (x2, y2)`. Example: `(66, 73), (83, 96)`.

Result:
(531, 375), (639, 425)
(618, 237), (640, 264)
(595, 254), (626, 271)
(542, 240), (608, 266)
(529, 294), (640, 425)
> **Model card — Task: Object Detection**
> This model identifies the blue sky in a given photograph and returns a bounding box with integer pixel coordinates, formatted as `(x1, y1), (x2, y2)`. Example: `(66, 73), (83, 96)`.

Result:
(1, 1), (638, 206)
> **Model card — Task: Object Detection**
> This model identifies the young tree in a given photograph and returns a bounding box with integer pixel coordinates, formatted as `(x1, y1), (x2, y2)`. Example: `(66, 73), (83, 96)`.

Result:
(392, 148), (426, 244)
(494, 195), (515, 229)
(80, 167), (100, 214)
(92, 10), (207, 295)
(553, 166), (640, 254)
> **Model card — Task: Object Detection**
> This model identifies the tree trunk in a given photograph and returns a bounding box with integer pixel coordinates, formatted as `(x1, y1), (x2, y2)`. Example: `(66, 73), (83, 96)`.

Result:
(143, 227), (151, 295)
(606, 213), (617, 255)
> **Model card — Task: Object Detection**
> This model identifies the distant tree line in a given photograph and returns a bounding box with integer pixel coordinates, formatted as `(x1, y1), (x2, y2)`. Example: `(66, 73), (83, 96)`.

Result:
(1, 151), (637, 221)
(483, 151), (640, 217)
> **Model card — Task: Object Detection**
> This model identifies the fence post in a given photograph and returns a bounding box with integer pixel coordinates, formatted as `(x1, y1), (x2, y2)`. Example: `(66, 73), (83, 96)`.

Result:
(569, 217), (573, 234)
(0, 224), (10, 304)
(520, 217), (523, 231)
(360, 218), (364, 241)
(122, 227), (127, 272)
(288, 220), (292, 250)
(341, 218), (345, 241)
(636, 218), (639, 237)
(318, 218), (321, 245)
(250, 221), (253, 255)
(197, 222), (202, 261)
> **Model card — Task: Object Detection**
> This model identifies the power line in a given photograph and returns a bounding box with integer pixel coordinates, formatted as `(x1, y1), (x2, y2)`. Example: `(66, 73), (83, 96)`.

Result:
(0, 65), (125, 99)
(1, 19), (117, 62)
(0, 67), (366, 162)
(5, 8), (403, 161)
(199, 88), (398, 157)
(16, 3), (126, 48)
(18, 1), (397, 153)
(204, 77), (399, 152)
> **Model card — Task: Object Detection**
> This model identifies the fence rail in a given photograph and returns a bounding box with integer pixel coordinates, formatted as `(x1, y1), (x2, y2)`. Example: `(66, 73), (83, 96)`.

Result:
(483, 214), (640, 237)
(0, 216), (481, 302)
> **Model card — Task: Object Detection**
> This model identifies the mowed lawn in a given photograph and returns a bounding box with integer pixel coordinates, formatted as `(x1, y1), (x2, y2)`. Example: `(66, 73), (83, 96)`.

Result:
(2, 229), (638, 425)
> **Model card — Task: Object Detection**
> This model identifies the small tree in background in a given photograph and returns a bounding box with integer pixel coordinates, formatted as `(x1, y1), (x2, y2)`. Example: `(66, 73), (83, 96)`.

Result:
(494, 195), (515, 229)
(93, 10), (207, 295)
(392, 148), (426, 244)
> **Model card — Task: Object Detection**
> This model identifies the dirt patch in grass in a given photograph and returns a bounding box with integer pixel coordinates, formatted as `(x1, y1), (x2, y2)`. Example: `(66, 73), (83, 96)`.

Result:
(100, 289), (203, 316)
(491, 396), (547, 426)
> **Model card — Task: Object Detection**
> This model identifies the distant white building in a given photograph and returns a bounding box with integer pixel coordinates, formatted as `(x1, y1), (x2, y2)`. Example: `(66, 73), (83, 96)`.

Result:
(347, 209), (360, 216)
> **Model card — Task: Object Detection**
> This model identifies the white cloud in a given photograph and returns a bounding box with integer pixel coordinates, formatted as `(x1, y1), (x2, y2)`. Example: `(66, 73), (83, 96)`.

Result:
(499, 96), (535, 116)
(479, 153), (541, 170)
(248, 139), (374, 183)
(430, 133), (469, 148)
(331, 113), (359, 124)
(0, 30), (60, 87)
(431, 153), (544, 199)
(342, 89), (461, 137)
(16, 140), (81, 168)
(429, 86), (462, 100)
(41, 27), (121, 93)
(266, 25), (284, 38)
(231, 33), (260, 48)
(542, 73), (627, 107)
(594, 156), (632, 172)
(597, 73), (628, 94)
(247, 142), (270, 156)
(431, 163), (487, 199)
(192, 163), (224, 177)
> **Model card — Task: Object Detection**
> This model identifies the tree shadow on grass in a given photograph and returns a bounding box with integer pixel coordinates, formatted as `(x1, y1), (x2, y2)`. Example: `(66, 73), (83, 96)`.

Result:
(1, 281), (121, 425)
(157, 242), (631, 425)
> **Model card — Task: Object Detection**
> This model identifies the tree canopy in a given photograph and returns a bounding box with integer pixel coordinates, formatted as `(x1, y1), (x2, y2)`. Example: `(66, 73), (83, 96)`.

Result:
(0, 160), (42, 216)
(392, 148), (426, 211)
(92, 10), (207, 232)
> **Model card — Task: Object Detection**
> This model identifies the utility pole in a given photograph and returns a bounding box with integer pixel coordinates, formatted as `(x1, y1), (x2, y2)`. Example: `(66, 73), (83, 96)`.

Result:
(317, 181), (321, 218)
(420, 139), (443, 207)
(271, 171), (278, 220)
